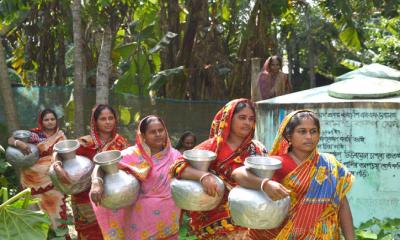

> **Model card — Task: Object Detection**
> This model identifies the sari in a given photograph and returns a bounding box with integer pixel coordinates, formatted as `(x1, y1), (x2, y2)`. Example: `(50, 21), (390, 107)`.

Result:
(248, 110), (354, 240)
(72, 105), (129, 240)
(171, 99), (267, 240)
(255, 57), (291, 101)
(93, 115), (181, 240)
(21, 111), (67, 232)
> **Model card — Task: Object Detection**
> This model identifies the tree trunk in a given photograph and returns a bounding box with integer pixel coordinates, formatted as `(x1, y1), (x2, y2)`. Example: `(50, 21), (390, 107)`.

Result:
(305, 5), (316, 88)
(96, 25), (112, 104)
(71, 0), (85, 137)
(0, 39), (19, 133)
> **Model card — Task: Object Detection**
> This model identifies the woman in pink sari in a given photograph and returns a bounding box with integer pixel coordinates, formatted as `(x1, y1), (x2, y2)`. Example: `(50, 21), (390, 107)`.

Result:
(90, 115), (181, 240)
(255, 55), (291, 101)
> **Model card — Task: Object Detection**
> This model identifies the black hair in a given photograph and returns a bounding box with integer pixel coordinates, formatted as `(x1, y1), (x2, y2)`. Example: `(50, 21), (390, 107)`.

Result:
(283, 111), (320, 141)
(175, 131), (197, 149)
(233, 101), (255, 116)
(93, 104), (117, 122)
(40, 109), (58, 121)
(269, 55), (283, 68)
(139, 115), (164, 134)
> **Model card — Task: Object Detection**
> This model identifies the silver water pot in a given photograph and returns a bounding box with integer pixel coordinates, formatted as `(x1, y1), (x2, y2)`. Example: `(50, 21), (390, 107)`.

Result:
(49, 140), (94, 194)
(6, 130), (39, 168)
(170, 149), (225, 211)
(94, 150), (140, 209)
(228, 156), (290, 229)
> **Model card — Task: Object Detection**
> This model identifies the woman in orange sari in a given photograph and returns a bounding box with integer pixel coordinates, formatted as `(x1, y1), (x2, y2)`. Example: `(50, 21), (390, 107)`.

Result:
(170, 98), (267, 240)
(8, 109), (68, 237)
(54, 104), (129, 240)
(234, 110), (355, 239)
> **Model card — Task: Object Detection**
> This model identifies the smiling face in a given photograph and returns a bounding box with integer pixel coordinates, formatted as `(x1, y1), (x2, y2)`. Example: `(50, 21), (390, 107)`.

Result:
(230, 106), (255, 140)
(143, 120), (166, 152)
(287, 117), (320, 155)
(42, 113), (57, 131)
(96, 108), (116, 134)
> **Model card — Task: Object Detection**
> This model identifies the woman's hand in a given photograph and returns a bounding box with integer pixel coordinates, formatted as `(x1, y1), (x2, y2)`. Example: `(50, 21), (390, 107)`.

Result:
(201, 174), (221, 197)
(262, 179), (290, 201)
(90, 178), (104, 205)
(52, 153), (72, 184)
(15, 140), (32, 155)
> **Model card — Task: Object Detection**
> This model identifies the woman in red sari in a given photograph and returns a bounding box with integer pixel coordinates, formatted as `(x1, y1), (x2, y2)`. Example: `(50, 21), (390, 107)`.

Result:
(8, 109), (68, 237)
(233, 110), (355, 240)
(170, 98), (267, 240)
(54, 104), (129, 240)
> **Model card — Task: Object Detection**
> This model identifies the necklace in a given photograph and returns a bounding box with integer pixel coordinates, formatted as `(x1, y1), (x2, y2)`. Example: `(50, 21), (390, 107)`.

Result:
(289, 152), (303, 165)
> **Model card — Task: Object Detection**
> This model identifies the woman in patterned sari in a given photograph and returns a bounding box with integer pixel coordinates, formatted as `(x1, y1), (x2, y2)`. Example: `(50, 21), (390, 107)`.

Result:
(54, 104), (129, 240)
(170, 98), (267, 240)
(90, 115), (181, 240)
(8, 109), (68, 237)
(235, 110), (355, 239)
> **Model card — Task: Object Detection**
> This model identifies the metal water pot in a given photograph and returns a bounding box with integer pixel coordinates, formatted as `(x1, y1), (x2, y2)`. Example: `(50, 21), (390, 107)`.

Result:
(170, 149), (225, 211)
(94, 150), (140, 209)
(228, 156), (290, 229)
(49, 140), (94, 194)
(5, 130), (40, 168)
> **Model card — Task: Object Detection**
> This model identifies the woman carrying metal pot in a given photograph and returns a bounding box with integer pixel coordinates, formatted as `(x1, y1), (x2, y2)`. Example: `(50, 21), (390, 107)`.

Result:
(7, 109), (68, 236)
(53, 104), (129, 240)
(90, 115), (182, 240)
(234, 110), (355, 239)
(170, 98), (267, 240)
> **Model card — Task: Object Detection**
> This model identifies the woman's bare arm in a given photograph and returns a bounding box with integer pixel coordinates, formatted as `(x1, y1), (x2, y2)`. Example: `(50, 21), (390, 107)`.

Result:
(339, 197), (355, 240)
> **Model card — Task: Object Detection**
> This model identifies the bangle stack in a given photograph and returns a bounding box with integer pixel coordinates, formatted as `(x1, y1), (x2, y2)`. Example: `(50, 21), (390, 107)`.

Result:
(260, 178), (271, 191)
(199, 172), (212, 183)
(14, 139), (19, 147)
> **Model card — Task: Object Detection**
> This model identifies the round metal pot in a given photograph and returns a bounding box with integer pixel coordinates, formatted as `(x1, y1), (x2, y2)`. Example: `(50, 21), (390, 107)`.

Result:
(5, 130), (39, 168)
(94, 150), (140, 209)
(228, 156), (290, 229)
(171, 174), (225, 211)
(49, 139), (94, 194)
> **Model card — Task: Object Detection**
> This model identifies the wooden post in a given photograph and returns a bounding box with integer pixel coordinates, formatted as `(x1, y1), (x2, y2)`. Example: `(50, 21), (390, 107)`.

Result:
(251, 57), (262, 102)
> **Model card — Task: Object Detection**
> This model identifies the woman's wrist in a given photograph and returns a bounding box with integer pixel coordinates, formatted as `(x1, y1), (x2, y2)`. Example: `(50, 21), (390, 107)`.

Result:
(260, 178), (271, 191)
(92, 177), (104, 185)
(199, 172), (212, 183)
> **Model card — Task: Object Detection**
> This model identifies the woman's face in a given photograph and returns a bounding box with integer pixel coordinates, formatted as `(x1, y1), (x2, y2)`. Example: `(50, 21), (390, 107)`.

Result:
(143, 120), (166, 151)
(96, 108), (116, 134)
(230, 107), (255, 139)
(287, 117), (320, 154)
(42, 113), (57, 131)
(269, 58), (281, 74)
(182, 135), (195, 150)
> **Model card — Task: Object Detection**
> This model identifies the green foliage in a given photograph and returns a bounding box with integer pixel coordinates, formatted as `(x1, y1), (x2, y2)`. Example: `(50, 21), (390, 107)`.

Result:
(356, 218), (400, 240)
(0, 145), (18, 191)
(0, 188), (51, 240)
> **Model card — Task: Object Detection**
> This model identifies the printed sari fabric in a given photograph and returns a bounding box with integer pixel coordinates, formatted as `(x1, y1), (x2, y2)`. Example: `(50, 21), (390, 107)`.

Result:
(254, 57), (291, 101)
(72, 105), (129, 240)
(248, 110), (354, 240)
(21, 111), (67, 231)
(171, 99), (267, 240)
(93, 115), (181, 240)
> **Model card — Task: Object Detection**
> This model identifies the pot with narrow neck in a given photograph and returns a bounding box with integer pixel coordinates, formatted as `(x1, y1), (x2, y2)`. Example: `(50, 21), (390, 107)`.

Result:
(49, 139), (94, 194)
(94, 150), (140, 209)
(6, 130), (39, 168)
(228, 156), (290, 229)
(170, 149), (225, 211)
